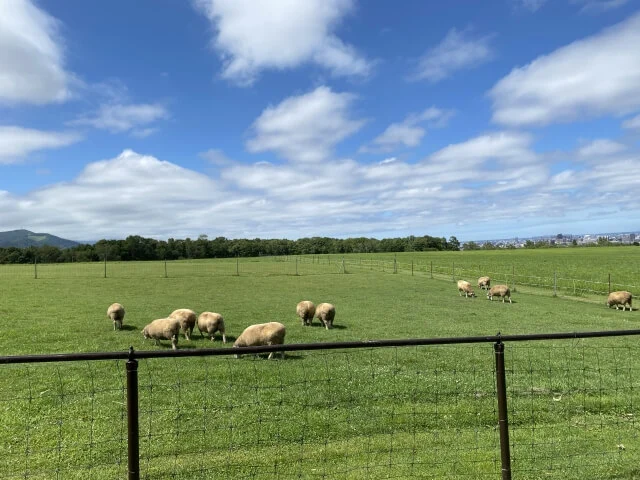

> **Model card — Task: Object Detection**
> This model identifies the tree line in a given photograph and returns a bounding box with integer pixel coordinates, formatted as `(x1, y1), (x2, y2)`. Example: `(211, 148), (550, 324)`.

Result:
(0, 234), (461, 264)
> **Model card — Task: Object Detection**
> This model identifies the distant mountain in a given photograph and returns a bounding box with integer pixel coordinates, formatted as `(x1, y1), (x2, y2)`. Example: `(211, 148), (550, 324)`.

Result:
(0, 230), (79, 249)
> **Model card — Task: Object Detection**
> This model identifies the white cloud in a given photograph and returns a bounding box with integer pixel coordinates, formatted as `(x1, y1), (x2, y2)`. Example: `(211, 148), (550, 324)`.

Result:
(2, 136), (639, 240)
(193, 0), (371, 85)
(622, 114), (640, 130)
(571, 0), (629, 13)
(0, 126), (81, 164)
(247, 86), (366, 162)
(199, 149), (233, 166)
(411, 28), (494, 83)
(577, 139), (626, 158)
(490, 12), (640, 126)
(70, 103), (169, 135)
(0, 0), (70, 105)
(360, 107), (454, 153)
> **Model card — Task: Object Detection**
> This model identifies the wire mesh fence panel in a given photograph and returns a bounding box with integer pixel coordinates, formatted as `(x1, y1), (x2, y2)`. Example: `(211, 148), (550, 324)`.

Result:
(505, 343), (640, 479)
(136, 345), (499, 479)
(0, 361), (127, 479)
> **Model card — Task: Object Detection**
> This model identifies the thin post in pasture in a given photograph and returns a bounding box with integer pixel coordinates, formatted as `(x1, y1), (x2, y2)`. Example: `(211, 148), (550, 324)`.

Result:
(512, 265), (515, 291)
(236, 256), (239, 276)
(104, 254), (107, 278)
(553, 271), (557, 297)
(126, 348), (140, 480)
(394, 254), (397, 274)
(342, 257), (345, 274)
(295, 257), (298, 276)
(34, 257), (37, 279)
(430, 261), (433, 279)
(494, 338), (512, 480)
(164, 258), (168, 278)
(608, 273), (611, 294)
(411, 260), (414, 276)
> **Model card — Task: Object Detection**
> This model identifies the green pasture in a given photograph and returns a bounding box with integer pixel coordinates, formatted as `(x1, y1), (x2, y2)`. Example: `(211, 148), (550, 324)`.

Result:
(0, 249), (639, 479)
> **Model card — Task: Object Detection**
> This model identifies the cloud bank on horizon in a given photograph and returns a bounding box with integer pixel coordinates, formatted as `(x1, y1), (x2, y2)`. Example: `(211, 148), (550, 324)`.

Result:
(1, 0), (639, 241)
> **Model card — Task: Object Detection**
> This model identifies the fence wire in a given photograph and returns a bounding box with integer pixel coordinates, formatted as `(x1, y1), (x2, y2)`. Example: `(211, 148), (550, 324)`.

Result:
(3, 341), (640, 479)
(0, 361), (127, 480)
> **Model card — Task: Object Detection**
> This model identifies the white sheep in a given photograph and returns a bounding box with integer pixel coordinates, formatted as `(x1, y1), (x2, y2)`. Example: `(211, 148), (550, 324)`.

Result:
(457, 280), (475, 298)
(197, 312), (227, 342)
(607, 291), (633, 311)
(487, 285), (511, 303)
(233, 322), (286, 359)
(107, 303), (125, 331)
(478, 276), (491, 290)
(169, 308), (197, 340)
(142, 317), (180, 350)
(314, 303), (336, 330)
(296, 301), (316, 326)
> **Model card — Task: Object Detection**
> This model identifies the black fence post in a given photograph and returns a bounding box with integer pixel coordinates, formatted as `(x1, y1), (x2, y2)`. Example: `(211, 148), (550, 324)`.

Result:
(494, 337), (512, 480)
(126, 347), (140, 480)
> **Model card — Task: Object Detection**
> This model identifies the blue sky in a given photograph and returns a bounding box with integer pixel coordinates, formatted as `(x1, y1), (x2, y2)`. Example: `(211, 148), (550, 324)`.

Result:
(1, 0), (640, 242)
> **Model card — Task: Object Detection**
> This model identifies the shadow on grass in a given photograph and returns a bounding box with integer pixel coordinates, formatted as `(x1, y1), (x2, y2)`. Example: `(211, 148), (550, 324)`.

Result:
(119, 324), (138, 331)
(307, 323), (348, 330)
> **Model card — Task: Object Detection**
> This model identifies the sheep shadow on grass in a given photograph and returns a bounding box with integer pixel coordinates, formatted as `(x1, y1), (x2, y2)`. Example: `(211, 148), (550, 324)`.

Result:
(119, 324), (138, 331)
(308, 323), (347, 330)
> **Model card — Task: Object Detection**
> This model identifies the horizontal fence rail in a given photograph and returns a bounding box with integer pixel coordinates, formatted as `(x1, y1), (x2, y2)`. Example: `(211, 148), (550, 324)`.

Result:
(3, 329), (640, 479)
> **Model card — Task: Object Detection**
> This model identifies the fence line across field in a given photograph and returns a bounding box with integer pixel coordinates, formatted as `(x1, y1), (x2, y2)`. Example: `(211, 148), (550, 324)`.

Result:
(2, 329), (640, 479)
(0, 254), (637, 299)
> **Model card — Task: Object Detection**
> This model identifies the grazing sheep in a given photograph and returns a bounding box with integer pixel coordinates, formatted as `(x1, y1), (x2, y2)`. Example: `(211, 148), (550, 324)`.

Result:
(234, 322), (286, 359)
(142, 317), (180, 350)
(457, 280), (475, 298)
(487, 285), (512, 303)
(107, 303), (125, 331)
(169, 308), (197, 340)
(296, 301), (316, 326)
(607, 291), (633, 311)
(478, 276), (491, 290)
(315, 303), (336, 330)
(197, 312), (227, 342)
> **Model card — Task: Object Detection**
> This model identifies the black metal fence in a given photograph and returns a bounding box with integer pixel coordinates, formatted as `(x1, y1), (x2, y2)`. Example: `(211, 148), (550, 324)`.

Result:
(2, 330), (640, 479)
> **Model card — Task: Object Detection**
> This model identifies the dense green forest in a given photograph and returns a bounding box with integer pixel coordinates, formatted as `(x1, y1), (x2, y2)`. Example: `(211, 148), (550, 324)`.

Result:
(0, 234), (461, 264)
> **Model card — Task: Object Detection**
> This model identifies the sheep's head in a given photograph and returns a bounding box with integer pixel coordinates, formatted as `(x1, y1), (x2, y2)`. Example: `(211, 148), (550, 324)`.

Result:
(142, 327), (149, 339)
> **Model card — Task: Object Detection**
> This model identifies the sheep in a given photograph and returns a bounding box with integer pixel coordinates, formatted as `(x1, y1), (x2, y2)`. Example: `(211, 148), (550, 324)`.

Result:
(457, 280), (475, 298)
(142, 317), (180, 350)
(233, 322), (286, 359)
(169, 308), (197, 340)
(478, 276), (491, 290)
(197, 312), (227, 342)
(107, 303), (125, 331)
(296, 301), (316, 326)
(607, 291), (633, 311)
(314, 303), (336, 330)
(487, 285), (512, 303)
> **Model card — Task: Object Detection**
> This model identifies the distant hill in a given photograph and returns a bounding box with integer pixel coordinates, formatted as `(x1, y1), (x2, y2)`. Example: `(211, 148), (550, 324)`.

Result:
(0, 230), (79, 249)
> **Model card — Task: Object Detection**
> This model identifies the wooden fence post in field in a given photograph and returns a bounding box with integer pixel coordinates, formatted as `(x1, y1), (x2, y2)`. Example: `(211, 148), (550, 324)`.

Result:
(236, 256), (239, 276)
(394, 255), (397, 274)
(342, 257), (345, 274)
(430, 261), (433, 279)
(164, 258), (168, 278)
(554, 271), (557, 297)
(411, 260), (414, 276)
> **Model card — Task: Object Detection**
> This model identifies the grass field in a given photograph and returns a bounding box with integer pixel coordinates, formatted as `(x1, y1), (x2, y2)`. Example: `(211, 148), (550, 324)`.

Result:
(1, 249), (639, 479)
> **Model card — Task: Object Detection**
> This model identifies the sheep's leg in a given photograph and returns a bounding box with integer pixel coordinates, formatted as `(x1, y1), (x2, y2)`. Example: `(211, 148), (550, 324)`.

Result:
(113, 322), (116, 331)
(508, 297), (512, 304)
(222, 332), (227, 344)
